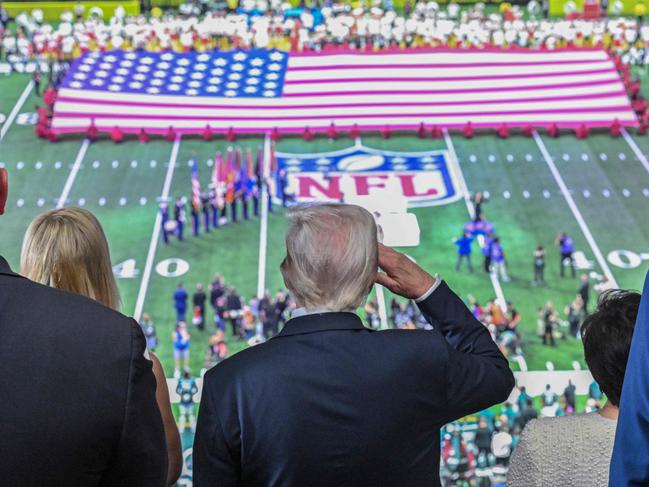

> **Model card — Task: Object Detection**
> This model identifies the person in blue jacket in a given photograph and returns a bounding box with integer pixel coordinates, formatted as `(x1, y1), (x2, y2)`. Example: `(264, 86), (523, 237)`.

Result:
(610, 270), (649, 486)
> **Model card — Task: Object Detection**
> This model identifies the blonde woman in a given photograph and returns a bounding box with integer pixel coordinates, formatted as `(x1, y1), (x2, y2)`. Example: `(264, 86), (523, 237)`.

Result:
(21, 207), (182, 486)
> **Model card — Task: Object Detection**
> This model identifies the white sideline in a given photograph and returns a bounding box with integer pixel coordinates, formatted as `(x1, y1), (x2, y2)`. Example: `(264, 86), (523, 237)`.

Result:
(621, 128), (649, 174)
(257, 134), (271, 299)
(533, 131), (618, 287)
(0, 81), (33, 142)
(133, 135), (181, 322)
(56, 139), (90, 208)
(443, 129), (508, 310)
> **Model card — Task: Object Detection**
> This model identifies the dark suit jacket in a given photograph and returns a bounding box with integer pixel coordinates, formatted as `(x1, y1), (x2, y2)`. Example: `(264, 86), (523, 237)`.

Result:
(194, 280), (514, 487)
(0, 256), (167, 486)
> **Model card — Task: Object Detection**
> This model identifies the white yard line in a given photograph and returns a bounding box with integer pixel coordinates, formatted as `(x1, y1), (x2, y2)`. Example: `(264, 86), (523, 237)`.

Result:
(0, 81), (33, 142)
(257, 134), (271, 299)
(56, 138), (90, 208)
(621, 128), (649, 173)
(133, 135), (181, 321)
(533, 130), (618, 287)
(515, 356), (528, 372)
(443, 129), (508, 310)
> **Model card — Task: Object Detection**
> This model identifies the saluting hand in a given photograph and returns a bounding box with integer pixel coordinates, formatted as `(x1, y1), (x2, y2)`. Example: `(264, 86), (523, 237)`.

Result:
(375, 244), (436, 300)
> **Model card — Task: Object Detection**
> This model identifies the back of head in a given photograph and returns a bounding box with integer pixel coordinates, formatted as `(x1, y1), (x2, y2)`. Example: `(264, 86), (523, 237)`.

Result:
(280, 203), (378, 312)
(581, 289), (641, 406)
(20, 207), (119, 310)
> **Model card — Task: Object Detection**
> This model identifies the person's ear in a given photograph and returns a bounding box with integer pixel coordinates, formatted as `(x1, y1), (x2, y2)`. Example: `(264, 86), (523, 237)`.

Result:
(0, 168), (8, 215)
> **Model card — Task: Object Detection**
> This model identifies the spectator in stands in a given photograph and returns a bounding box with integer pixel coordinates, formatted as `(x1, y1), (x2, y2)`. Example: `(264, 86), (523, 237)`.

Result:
(475, 418), (492, 462)
(541, 384), (558, 408)
(517, 386), (530, 413)
(491, 426), (513, 467)
(508, 289), (641, 486)
(194, 203), (514, 487)
(19, 206), (181, 485)
(564, 380), (577, 413)
(517, 398), (538, 429)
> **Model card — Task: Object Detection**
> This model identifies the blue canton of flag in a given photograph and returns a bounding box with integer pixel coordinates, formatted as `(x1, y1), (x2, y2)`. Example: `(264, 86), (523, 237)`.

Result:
(62, 49), (289, 98)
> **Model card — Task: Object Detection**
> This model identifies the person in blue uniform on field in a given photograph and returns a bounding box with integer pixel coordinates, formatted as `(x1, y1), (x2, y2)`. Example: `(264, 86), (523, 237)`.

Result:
(483, 232), (494, 273)
(556, 232), (576, 278)
(453, 231), (474, 272)
(174, 283), (188, 323)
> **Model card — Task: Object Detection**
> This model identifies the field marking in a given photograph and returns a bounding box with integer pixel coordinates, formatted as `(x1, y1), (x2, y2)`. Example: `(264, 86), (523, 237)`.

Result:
(133, 135), (181, 321)
(0, 81), (33, 142)
(56, 139), (90, 208)
(443, 130), (507, 310)
(621, 128), (649, 174)
(257, 134), (271, 299)
(533, 131), (618, 287)
(515, 355), (528, 372)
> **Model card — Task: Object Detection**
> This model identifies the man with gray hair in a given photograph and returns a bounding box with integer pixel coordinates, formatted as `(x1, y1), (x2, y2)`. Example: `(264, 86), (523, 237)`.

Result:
(194, 203), (514, 487)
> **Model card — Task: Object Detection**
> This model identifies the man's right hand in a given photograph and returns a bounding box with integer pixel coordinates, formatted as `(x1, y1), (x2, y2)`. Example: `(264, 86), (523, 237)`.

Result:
(375, 244), (436, 300)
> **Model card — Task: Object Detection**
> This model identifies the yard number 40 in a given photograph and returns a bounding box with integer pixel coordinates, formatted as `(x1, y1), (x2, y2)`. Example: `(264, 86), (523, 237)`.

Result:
(112, 258), (190, 279)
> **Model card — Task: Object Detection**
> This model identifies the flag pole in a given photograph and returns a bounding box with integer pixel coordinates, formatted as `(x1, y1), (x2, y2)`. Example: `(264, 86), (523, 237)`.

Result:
(256, 134), (271, 300)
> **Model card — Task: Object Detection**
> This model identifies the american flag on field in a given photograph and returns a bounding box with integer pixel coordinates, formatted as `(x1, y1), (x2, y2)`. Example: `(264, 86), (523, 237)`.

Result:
(51, 48), (637, 134)
(191, 159), (201, 209)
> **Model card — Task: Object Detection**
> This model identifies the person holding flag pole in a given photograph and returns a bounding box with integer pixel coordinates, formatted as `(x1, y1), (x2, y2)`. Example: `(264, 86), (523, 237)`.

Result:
(232, 148), (244, 222)
(240, 149), (251, 221)
(267, 142), (278, 213)
(224, 147), (237, 223)
(190, 156), (201, 237)
(210, 151), (223, 229)
(253, 146), (263, 217)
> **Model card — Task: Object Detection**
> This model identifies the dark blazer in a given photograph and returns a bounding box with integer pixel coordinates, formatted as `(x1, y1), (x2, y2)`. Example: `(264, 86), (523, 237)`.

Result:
(194, 280), (514, 487)
(0, 256), (167, 486)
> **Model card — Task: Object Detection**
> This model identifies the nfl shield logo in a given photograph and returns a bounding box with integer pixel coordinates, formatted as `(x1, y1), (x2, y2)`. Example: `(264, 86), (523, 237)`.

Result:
(274, 145), (461, 208)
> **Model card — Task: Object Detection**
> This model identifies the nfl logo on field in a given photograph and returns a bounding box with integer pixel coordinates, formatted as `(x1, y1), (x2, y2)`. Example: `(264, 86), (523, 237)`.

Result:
(275, 146), (461, 208)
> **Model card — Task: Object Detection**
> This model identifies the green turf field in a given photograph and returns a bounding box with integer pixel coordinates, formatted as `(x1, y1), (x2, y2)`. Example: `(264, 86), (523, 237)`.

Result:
(1, 73), (648, 380)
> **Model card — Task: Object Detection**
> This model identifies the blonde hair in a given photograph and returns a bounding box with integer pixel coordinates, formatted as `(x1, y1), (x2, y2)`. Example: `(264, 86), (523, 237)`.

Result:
(280, 203), (378, 312)
(21, 207), (120, 310)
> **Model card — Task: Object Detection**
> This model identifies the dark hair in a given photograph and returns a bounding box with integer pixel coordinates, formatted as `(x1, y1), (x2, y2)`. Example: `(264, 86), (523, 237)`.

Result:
(580, 289), (641, 406)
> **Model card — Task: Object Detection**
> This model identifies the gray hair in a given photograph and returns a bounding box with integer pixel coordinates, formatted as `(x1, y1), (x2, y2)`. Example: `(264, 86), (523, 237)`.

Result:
(280, 203), (378, 312)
